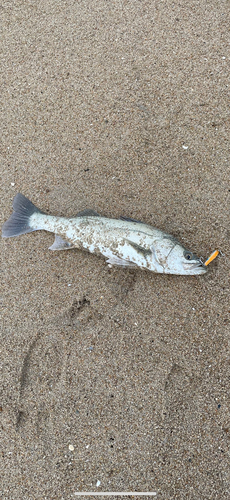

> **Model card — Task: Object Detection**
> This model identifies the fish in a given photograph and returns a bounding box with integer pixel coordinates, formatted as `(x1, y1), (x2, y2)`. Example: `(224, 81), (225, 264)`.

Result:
(2, 193), (207, 275)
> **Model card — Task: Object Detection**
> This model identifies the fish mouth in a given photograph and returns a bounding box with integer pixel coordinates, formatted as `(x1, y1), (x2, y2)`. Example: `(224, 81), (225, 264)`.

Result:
(183, 260), (208, 274)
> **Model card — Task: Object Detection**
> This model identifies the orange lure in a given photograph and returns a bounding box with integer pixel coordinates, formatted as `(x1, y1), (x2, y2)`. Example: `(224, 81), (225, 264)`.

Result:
(204, 250), (219, 266)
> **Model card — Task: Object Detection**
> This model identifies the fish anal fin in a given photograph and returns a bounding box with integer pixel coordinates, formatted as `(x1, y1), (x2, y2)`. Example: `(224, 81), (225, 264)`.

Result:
(49, 235), (74, 251)
(76, 209), (101, 217)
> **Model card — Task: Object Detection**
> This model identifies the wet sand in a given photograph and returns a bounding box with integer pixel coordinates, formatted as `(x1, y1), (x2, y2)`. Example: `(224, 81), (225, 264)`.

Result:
(1, 1), (229, 498)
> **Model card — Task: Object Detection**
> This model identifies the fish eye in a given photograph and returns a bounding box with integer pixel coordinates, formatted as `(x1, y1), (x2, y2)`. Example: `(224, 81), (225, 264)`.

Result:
(184, 251), (193, 260)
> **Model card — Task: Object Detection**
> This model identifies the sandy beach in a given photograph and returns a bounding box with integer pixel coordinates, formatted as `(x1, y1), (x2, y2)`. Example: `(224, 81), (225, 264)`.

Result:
(1, 1), (229, 498)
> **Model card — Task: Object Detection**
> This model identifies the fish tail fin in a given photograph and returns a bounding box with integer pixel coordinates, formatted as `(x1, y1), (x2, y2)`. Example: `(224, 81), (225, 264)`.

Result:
(2, 193), (44, 238)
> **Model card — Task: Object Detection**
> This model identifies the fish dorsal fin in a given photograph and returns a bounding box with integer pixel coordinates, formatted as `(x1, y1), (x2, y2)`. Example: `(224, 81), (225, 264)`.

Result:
(120, 216), (144, 224)
(49, 235), (74, 251)
(76, 209), (101, 217)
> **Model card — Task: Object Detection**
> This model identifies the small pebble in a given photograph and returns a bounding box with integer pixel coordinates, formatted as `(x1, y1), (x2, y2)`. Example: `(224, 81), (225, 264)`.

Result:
(11, 182), (15, 186)
(69, 444), (74, 451)
(96, 480), (101, 487)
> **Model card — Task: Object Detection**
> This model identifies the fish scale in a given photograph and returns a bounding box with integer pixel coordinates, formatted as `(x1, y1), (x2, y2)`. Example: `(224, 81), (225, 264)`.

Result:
(30, 213), (168, 271)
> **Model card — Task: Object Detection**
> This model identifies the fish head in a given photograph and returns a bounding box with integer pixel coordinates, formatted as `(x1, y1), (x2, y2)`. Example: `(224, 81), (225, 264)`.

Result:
(163, 243), (207, 275)
(151, 236), (207, 275)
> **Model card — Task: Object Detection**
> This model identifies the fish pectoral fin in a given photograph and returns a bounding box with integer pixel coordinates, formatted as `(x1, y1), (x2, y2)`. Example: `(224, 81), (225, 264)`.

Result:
(49, 235), (75, 251)
(106, 255), (137, 267)
(126, 240), (152, 258)
(76, 209), (101, 217)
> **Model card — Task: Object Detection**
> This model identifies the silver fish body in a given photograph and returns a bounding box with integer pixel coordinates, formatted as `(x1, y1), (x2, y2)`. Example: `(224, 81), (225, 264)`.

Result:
(2, 193), (207, 275)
